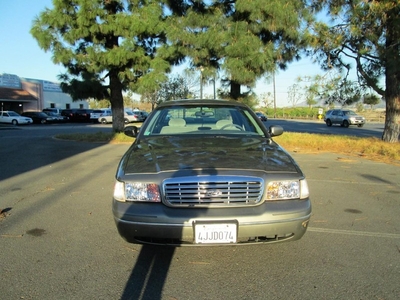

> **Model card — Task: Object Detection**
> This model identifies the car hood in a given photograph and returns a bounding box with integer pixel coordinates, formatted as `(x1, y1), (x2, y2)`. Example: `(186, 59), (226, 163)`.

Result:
(121, 136), (300, 174)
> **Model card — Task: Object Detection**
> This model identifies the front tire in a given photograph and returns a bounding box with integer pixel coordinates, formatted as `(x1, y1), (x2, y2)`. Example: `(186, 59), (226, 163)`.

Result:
(12, 119), (18, 125)
(100, 118), (107, 124)
(343, 120), (349, 128)
(326, 119), (332, 127)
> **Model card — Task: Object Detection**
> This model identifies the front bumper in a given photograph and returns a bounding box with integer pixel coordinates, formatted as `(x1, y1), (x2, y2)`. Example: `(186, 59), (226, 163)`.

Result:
(349, 119), (365, 125)
(112, 198), (311, 246)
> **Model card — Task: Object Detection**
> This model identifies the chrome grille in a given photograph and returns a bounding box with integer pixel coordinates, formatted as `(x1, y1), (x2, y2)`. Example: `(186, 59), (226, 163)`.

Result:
(163, 176), (264, 207)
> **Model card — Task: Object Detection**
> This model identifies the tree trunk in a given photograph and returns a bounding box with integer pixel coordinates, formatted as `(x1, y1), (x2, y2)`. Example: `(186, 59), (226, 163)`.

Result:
(230, 81), (241, 100)
(382, 96), (400, 142)
(382, 8), (400, 143)
(109, 71), (125, 133)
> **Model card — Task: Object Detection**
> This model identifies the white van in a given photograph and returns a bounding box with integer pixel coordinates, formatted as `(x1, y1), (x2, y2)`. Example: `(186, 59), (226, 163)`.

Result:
(90, 108), (111, 123)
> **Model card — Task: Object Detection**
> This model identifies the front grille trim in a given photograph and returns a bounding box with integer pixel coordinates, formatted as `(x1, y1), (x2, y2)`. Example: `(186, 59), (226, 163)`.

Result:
(163, 175), (264, 207)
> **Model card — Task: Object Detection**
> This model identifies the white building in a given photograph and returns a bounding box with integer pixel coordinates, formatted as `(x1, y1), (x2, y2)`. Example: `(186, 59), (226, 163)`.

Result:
(0, 73), (88, 114)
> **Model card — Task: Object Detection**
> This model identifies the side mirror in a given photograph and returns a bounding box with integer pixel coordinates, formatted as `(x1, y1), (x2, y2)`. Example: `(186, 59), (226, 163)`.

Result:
(124, 125), (139, 137)
(269, 125), (284, 137)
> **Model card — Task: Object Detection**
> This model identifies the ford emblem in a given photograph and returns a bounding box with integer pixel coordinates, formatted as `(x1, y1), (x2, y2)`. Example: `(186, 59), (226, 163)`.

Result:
(205, 189), (222, 197)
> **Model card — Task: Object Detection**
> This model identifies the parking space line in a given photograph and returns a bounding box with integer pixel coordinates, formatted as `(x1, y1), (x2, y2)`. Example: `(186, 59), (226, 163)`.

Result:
(308, 227), (400, 239)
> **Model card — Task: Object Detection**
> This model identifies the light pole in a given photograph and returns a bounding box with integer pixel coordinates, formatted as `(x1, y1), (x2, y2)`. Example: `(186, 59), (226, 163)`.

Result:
(200, 66), (204, 99)
(273, 72), (276, 118)
(212, 76), (216, 99)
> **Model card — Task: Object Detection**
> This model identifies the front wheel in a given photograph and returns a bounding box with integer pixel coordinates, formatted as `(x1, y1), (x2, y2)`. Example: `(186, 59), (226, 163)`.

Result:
(343, 120), (349, 128)
(325, 119), (332, 127)
(100, 118), (107, 124)
(41, 119), (46, 124)
(124, 118), (130, 124)
(12, 119), (18, 125)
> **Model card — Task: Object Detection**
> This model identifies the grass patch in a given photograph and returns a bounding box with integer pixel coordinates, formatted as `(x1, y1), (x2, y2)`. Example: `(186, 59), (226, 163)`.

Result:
(55, 131), (134, 143)
(274, 133), (400, 164)
(55, 131), (400, 165)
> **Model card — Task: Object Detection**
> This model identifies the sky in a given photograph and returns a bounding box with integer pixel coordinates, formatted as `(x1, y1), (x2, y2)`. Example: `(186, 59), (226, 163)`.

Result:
(0, 0), (326, 107)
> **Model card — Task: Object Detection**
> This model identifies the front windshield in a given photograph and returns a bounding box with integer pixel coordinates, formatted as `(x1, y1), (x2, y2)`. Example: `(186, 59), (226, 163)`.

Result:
(142, 105), (265, 137)
(8, 111), (20, 116)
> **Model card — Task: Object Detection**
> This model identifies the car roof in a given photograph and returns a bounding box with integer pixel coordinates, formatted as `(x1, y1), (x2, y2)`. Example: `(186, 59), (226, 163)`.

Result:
(156, 99), (249, 108)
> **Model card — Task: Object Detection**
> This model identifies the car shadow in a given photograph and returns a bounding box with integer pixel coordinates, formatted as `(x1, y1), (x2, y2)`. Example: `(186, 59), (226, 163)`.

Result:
(120, 245), (175, 300)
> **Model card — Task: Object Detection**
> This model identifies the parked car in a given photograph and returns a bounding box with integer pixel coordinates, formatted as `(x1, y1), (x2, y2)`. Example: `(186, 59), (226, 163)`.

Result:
(131, 110), (148, 121)
(21, 112), (55, 124)
(90, 109), (108, 123)
(60, 109), (93, 122)
(324, 109), (366, 128)
(0, 111), (33, 125)
(99, 110), (141, 124)
(60, 109), (78, 121)
(255, 112), (268, 122)
(42, 108), (63, 115)
(74, 109), (93, 122)
(112, 99), (311, 246)
(46, 112), (68, 122)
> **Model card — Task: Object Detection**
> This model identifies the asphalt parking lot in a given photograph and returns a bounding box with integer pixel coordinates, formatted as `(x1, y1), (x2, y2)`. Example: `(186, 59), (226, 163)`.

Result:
(0, 125), (399, 299)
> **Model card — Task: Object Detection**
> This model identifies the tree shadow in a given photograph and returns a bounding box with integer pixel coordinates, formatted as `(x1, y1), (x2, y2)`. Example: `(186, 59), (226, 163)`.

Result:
(118, 166), (220, 299)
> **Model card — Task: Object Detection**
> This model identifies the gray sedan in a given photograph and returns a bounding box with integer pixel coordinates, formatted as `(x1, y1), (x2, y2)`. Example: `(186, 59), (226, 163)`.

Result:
(112, 99), (311, 246)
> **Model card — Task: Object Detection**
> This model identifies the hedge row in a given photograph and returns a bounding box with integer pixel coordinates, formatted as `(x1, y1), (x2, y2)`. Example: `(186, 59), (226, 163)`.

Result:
(263, 107), (325, 119)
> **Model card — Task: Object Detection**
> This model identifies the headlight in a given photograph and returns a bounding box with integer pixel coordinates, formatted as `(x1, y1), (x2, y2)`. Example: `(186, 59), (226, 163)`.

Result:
(114, 180), (161, 202)
(266, 179), (309, 200)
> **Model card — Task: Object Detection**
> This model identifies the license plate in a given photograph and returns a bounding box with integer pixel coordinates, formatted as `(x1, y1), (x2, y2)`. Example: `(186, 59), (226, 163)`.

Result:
(194, 222), (237, 244)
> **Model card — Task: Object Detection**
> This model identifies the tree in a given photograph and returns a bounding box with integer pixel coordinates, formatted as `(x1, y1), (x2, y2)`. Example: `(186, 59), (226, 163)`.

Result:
(88, 98), (110, 109)
(321, 78), (362, 107)
(287, 84), (303, 107)
(166, 0), (314, 100)
(258, 92), (274, 109)
(31, 0), (171, 132)
(141, 74), (196, 109)
(158, 75), (193, 100)
(310, 0), (400, 142)
(299, 72), (366, 107)
(305, 92), (318, 109)
(363, 94), (381, 110)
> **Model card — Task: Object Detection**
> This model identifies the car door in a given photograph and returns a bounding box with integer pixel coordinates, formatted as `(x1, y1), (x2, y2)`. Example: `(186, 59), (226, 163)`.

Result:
(329, 110), (339, 124)
(0, 112), (10, 123)
(335, 110), (345, 125)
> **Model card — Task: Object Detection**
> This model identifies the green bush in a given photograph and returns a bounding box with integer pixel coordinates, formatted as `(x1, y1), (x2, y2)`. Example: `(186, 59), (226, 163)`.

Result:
(263, 107), (324, 119)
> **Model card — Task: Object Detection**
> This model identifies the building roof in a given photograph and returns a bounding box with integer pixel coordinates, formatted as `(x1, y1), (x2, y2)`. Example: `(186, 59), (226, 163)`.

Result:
(0, 87), (37, 102)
